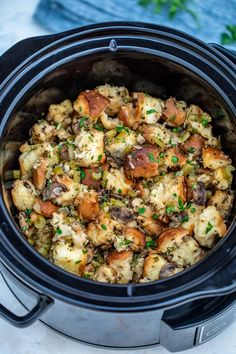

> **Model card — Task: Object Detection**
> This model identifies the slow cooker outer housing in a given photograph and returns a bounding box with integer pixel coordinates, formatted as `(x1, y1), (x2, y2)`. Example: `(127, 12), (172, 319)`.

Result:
(0, 23), (236, 350)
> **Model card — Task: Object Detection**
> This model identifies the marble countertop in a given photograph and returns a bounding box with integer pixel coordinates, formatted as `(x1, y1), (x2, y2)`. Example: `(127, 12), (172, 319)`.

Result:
(1, 1), (236, 353)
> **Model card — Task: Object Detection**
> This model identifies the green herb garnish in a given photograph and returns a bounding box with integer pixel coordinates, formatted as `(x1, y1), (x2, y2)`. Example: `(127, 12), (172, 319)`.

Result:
(56, 227), (62, 235)
(146, 109), (157, 114)
(178, 197), (185, 211)
(146, 239), (156, 248)
(171, 155), (179, 164)
(101, 224), (107, 230)
(188, 147), (195, 153)
(138, 207), (146, 214)
(206, 222), (213, 234)
(148, 152), (155, 162)
(152, 213), (159, 220)
(201, 118), (209, 127)
(166, 205), (175, 214)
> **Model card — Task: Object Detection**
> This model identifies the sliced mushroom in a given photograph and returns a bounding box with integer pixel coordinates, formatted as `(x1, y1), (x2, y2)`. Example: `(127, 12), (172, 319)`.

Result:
(43, 182), (68, 201)
(192, 181), (207, 205)
(110, 207), (133, 223)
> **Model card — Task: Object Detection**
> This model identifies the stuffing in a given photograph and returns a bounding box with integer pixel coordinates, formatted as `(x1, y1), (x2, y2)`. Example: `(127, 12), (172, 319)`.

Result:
(182, 134), (205, 157)
(47, 99), (73, 125)
(73, 90), (109, 121)
(30, 120), (55, 144)
(208, 190), (234, 219)
(52, 242), (87, 275)
(163, 147), (187, 169)
(114, 227), (146, 252)
(139, 123), (180, 148)
(33, 197), (58, 218)
(100, 112), (121, 130)
(11, 85), (234, 284)
(163, 97), (187, 126)
(74, 129), (106, 167)
(104, 168), (133, 195)
(186, 105), (218, 146)
(157, 227), (203, 267)
(213, 165), (235, 190)
(124, 145), (160, 179)
(194, 206), (227, 248)
(142, 253), (168, 282)
(96, 84), (130, 116)
(11, 180), (37, 211)
(87, 212), (118, 246)
(93, 264), (117, 283)
(75, 189), (100, 221)
(32, 158), (49, 191)
(202, 147), (231, 170)
(106, 128), (137, 161)
(150, 175), (187, 213)
(107, 251), (133, 284)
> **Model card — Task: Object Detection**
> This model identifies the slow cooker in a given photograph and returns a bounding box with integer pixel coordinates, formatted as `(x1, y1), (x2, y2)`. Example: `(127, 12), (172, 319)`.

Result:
(0, 22), (236, 352)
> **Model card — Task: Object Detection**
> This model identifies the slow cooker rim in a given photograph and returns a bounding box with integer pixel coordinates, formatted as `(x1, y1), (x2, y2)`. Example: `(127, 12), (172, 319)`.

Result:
(0, 23), (236, 310)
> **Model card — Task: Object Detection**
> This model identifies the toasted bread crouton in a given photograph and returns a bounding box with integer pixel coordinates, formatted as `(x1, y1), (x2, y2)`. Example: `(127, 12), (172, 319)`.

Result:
(52, 175), (78, 205)
(75, 189), (100, 221)
(181, 203), (203, 232)
(194, 206), (227, 248)
(19, 144), (45, 177)
(163, 97), (186, 126)
(74, 129), (105, 167)
(118, 92), (144, 129)
(124, 145), (160, 179)
(93, 264), (117, 283)
(202, 147), (231, 170)
(213, 165), (235, 190)
(33, 197), (58, 218)
(208, 190), (234, 219)
(31, 120), (55, 144)
(114, 227), (145, 252)
(139, 123), (180, 148)
(100, 112), (121, 130)
(150, 174), (187, 213)
(157, 227), (203, 267)
(182, 134), (205, 157)
(11, 180), (37, 211)
(186, 105), (217, 146)
(96, 85), (131, 116)
(32, 158), (49, 191)
(164, 146), (187, 169)
(52, 242), (87, 275)
(107, 250), (133, 283)
(106, 129), (137, 161)
(142, 253), (168, 282)
(140, 94), (164, 124)
(73, 90), (109, 121)
(87, 212), (117, 246)
(47, 99), (73, 125)
(104, 168), (133, 195)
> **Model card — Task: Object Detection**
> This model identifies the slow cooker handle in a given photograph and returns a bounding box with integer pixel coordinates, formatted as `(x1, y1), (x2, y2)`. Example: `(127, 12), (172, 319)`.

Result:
(0, 291), (53, 328)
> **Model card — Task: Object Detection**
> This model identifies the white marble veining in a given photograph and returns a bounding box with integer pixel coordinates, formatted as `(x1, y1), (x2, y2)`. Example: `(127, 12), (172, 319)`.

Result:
(0, 1), (236, 353)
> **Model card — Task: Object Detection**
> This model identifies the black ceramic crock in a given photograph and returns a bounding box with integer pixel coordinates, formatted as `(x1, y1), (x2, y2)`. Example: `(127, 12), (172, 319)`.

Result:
(0, 22), (236, 351)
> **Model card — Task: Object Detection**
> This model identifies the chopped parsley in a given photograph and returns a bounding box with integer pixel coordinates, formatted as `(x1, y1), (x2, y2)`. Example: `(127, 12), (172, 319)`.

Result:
(80, 169), (86, 180)
(138, 207), (146, 215)
(201, 117), (209, 127)
(173, 193), (177, 198)
(116, 126), (129, 133)
(118, 188), (122, 194)
(188, 147), (195, 153)
(148, 152), (155, 162)
(75, 260), (81, 264)
(191, 207), (197, 213)
(82, 249), (87, 254)
(181, 215), (189, 223)
(79, 117), (88, 128)
(146, 109), (156, 114)
(97, 154), (103, 162)
(172, 127), (181, 133)
(152, 213), (159, 220)
(178, 197), (185, 211)
(206, 222), (213, 234)
(25, 208), (32, 216)
(93, 123), (104, 131)
(166, 205), (175, 214)
(159, 152), (165, 158)
(146, 239), (156, 248)
(56, 227), (62, 235)
(101, 224), (107, 230)
(171, 155), (179, 164)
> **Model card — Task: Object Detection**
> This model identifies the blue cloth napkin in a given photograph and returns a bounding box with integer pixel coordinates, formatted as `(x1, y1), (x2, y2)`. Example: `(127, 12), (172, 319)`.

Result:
(34, 0), (236, 48)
